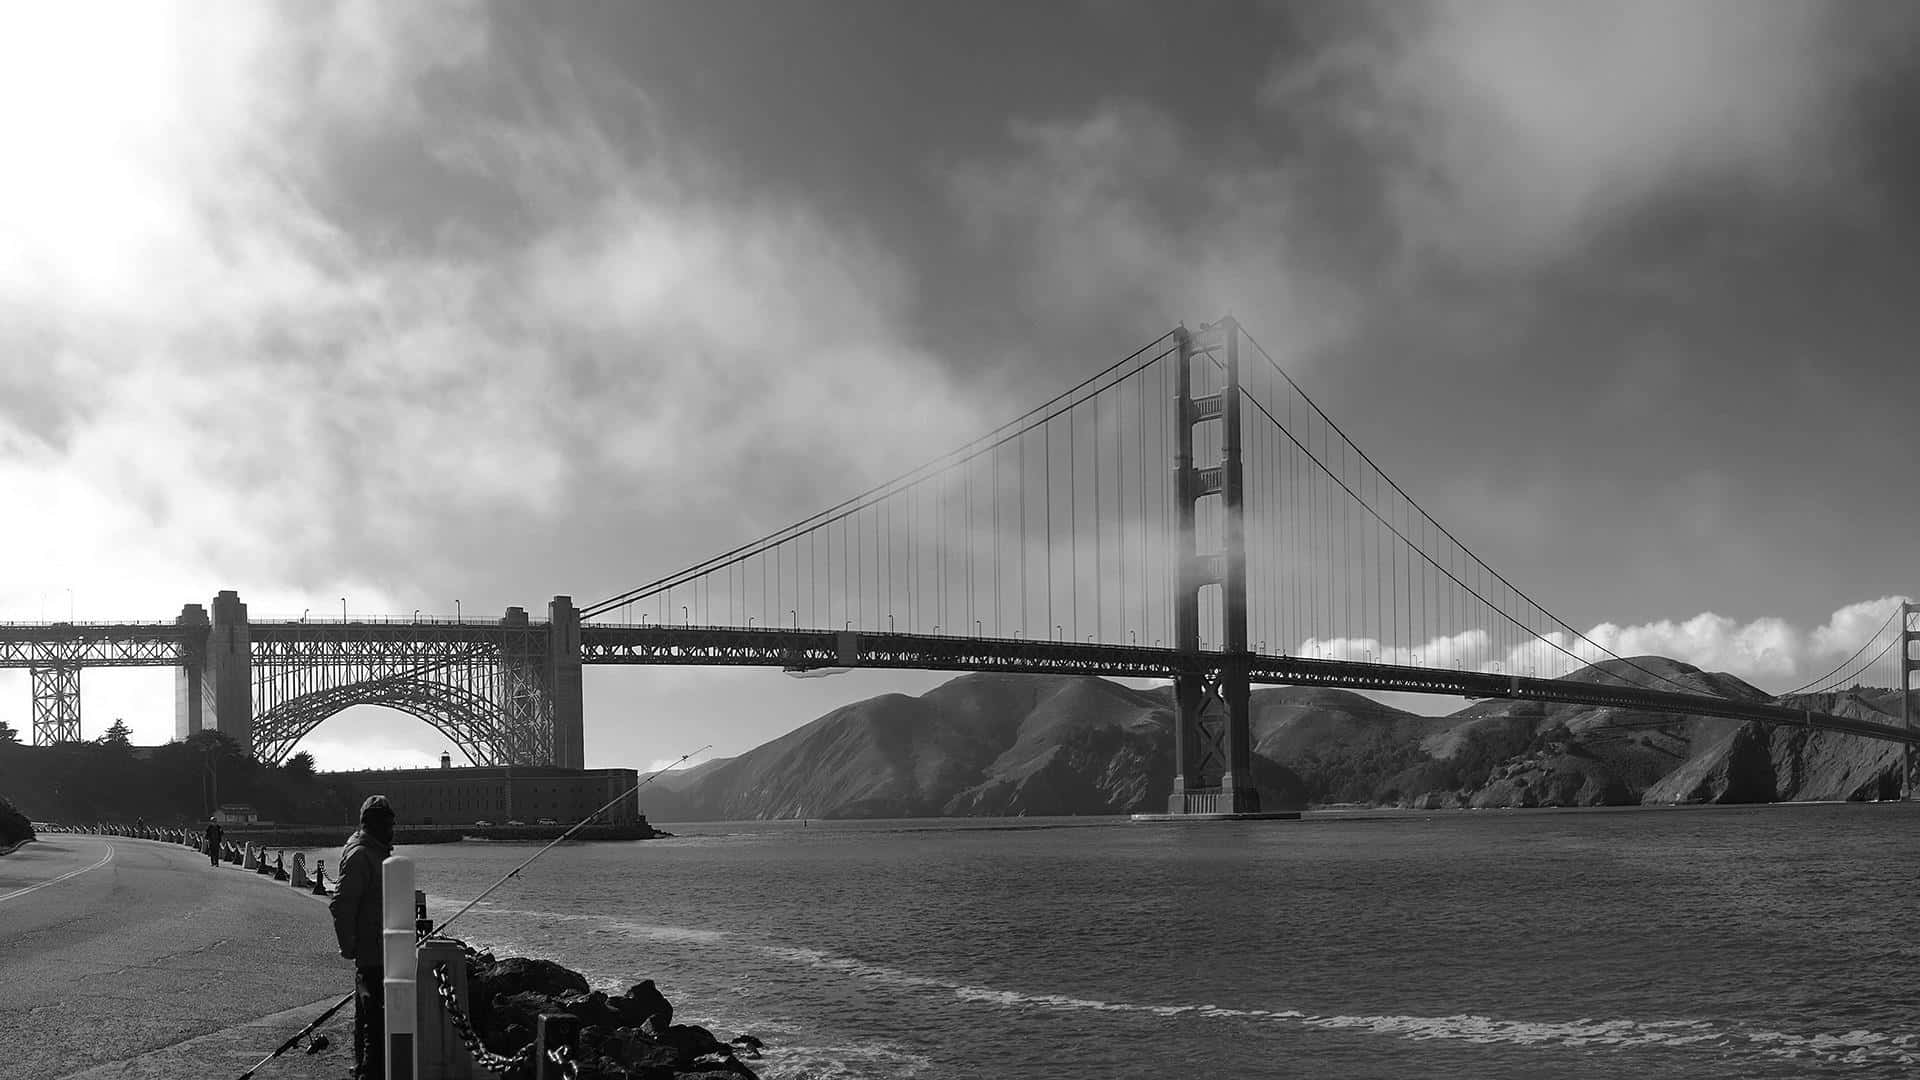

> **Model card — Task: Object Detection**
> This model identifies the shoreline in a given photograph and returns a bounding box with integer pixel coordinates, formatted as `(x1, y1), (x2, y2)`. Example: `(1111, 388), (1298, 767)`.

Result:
(19, 828), (761, 1077)
(647, 797), (1920, 831)
(221, 819), (669, 847)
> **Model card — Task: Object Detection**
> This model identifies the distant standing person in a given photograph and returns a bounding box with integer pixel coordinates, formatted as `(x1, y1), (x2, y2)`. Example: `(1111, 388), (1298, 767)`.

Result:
(204, 817), (223, 867)
(329, 795), (396, 1080)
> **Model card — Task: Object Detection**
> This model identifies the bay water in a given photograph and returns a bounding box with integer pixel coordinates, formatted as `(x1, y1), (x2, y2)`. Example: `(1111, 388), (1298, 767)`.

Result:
(310, 803), (1920, 1078)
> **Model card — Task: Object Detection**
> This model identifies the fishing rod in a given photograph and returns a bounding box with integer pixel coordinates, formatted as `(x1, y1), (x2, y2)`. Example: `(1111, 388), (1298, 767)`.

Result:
(434, 744), (711, 937)
(236, 994), (353, 1079)
(235, 743), (711, 1078)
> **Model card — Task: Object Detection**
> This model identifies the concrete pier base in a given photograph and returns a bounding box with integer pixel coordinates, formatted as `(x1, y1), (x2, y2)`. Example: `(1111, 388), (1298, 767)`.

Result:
(1129, 811), (1302, 822)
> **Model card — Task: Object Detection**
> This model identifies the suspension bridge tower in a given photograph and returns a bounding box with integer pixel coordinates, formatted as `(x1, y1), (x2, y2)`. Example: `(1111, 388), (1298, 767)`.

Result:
(1904, 601), (1917, 800)
(1165, 318), (1263, 816)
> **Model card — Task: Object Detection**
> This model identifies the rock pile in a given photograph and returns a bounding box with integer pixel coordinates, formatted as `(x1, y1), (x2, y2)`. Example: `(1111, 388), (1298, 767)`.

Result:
(462, 948), (764, 1079)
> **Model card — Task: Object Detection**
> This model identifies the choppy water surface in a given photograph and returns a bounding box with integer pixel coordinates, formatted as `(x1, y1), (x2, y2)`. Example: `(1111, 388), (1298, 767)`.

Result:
(329, 804), (1920, 1079)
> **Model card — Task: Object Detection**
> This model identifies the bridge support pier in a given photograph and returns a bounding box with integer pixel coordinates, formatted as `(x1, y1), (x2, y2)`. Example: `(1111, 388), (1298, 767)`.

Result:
(208, 590), (252, 748)
(548, 595), (584, 770)
(30, 664), (81, 744)
(1163, 318), (1265, 817)
(175, 602), (210, 739)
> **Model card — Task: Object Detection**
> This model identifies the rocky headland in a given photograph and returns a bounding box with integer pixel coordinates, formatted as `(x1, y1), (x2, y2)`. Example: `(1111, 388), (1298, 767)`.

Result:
(639, 659), (1910, 819)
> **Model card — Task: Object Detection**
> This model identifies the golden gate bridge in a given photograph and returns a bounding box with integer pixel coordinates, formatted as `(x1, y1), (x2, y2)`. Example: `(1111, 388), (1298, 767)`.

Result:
(3, 319), (1915, 814)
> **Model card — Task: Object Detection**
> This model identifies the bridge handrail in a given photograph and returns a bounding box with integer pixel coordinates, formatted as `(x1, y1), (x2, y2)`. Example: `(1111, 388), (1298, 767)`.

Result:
(0, 620), (186, 629)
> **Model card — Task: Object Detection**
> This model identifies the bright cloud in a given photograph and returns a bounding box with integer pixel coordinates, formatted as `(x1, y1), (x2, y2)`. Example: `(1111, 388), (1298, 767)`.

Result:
(0, 2), (1002, 758)
(0, 1), (994, 609)
(1298, 595), (1915, 692)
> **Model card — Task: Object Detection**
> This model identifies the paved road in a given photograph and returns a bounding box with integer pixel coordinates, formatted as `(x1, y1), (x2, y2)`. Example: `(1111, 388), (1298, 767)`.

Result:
(0, 836), (356, 1079)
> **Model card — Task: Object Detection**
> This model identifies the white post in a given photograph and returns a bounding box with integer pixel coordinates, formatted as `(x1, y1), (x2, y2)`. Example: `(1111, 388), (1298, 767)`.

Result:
(383, 856), (417, 1080)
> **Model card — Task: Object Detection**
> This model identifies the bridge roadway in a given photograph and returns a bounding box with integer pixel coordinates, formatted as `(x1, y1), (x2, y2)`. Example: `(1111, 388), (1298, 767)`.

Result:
(579, 625), (1920, 747)
(0, 835), (349, 1078)
(1, 619), (1907, 747)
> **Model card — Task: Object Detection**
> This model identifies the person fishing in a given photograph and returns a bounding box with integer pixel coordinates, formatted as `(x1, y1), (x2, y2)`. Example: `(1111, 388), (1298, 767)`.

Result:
(329, 795), (396, 1080)
(236, 746), (708, 1080)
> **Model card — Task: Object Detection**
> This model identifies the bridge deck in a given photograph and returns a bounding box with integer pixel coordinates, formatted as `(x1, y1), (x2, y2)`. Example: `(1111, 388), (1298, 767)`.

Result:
(579, 625), (1920, 746)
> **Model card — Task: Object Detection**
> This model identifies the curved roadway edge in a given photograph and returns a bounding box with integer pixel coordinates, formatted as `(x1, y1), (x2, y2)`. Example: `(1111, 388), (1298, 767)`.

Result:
(0, 835), (356, 1079)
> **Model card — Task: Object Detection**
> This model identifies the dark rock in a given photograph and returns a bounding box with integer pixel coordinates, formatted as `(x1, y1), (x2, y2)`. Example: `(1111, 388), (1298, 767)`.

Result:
(559, 989), (623, 1029)
(618, 979), (674, 1029)
(729, 1034), (764, 1058)
(468, 955), (592, 1041)
(586, 1026), (682, 1070)
(474, 955), (592, 1000)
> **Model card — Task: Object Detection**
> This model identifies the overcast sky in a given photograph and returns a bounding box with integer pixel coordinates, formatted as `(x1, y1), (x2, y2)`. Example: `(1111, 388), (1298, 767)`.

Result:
(1, 1), (1916, 772)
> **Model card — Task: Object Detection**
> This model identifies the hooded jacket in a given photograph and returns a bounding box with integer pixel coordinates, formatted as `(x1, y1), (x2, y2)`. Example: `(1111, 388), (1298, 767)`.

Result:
(328, 827), (393, 967)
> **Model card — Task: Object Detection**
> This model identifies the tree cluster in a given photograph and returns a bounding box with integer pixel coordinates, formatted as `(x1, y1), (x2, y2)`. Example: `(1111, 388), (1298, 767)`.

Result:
(0, 731), (355, 827)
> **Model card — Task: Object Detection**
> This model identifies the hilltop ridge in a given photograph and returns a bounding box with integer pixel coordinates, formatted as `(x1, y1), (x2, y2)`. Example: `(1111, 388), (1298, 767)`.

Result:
(642, 660), (1909, 820)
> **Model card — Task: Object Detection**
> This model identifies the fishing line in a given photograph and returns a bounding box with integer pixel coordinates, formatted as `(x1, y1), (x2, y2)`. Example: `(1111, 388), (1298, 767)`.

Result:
(434, 744), (711, 938)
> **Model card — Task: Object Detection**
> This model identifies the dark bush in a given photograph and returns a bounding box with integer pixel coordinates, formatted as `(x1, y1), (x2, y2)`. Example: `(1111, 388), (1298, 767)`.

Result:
(0, 794), (34, 848)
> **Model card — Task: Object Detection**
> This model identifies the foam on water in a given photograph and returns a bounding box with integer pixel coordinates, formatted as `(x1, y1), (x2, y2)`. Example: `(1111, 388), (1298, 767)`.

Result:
(449, 906), (1920, 1073)
(751, 941), (1920, 1069)
(463, 905), (730, 944)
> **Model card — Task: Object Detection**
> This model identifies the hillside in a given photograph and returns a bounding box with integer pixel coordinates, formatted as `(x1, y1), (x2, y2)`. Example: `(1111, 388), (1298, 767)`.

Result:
(653, 659), (1912, 819)
(654, 673), (1313, 820)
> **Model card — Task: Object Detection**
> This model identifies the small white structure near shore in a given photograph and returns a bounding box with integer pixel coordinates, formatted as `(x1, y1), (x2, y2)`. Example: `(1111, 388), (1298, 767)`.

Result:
(213, 803), (260, 825)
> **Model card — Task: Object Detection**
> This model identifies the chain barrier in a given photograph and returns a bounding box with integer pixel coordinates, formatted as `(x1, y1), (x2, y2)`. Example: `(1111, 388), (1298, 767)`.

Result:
(546, 1043), (583, 1080)
(50, 823), (337, 896)
(430, 961), (533, 1075)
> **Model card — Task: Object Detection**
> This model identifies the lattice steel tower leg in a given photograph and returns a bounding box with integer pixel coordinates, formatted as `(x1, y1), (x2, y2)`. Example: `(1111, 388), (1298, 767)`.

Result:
(1167, 318), (1261, 815)
(31, 665), (82, 744)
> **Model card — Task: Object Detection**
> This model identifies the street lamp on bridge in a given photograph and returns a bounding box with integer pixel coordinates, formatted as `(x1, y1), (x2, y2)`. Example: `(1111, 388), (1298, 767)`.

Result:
(340, 597), (347, 621)
(455, 600), (462, 622)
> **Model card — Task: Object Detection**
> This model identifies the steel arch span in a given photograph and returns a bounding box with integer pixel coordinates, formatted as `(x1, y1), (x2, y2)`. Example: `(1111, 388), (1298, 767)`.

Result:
(251, 676), (550, 767)
(244, 609), (569, 766)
